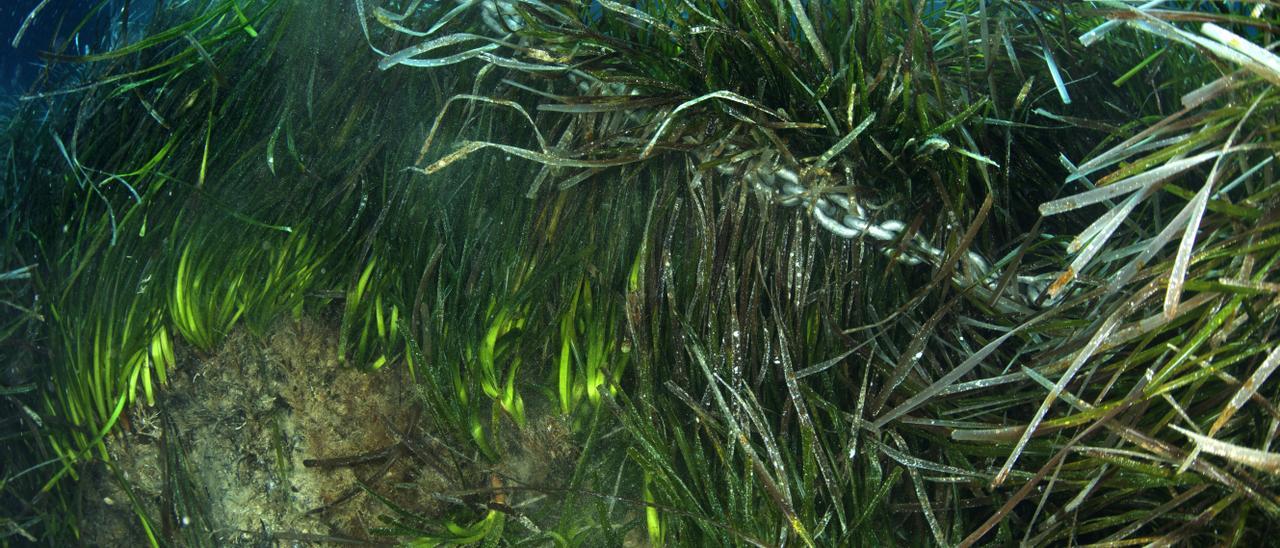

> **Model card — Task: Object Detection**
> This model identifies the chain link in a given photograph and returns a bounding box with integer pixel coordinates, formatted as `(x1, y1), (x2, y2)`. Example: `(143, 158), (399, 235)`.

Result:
(746, 164), (1054, 313)
(454, 3), (1055, 311)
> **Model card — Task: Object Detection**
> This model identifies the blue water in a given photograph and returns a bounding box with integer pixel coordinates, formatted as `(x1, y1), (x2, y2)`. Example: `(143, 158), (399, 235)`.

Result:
(1, 0), (151, 98)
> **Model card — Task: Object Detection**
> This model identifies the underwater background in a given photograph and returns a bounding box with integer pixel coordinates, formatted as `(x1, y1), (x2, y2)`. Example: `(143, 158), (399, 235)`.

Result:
(2, 0), (1280, 546)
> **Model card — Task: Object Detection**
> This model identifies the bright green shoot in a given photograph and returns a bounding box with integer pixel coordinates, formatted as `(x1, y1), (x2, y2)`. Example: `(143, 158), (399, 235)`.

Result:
(643, 471), (664, 548)
(476, 300), (526, 428)
(409, 509), (503, 546)
(169, 239), (246, 352)
(340, 258), (404, 370)
(558, 278), (629, 418)
(241, 230), (326, 334)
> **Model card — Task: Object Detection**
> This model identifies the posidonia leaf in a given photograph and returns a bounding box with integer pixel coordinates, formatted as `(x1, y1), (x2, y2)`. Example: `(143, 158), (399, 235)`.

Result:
(785, 0), (832, 72)
(993, 282), (1159, 487)
(1208, 344), (1280, 438)
(378, 33), (500, 70)
(1040, 150), (1226, 216)
(421, 140), (640, 174)
(418, 94), (549, 166)
(641, 91), (789, 157)
(1165, 91), (1265, 319)
(1172, 425), (1280, 474)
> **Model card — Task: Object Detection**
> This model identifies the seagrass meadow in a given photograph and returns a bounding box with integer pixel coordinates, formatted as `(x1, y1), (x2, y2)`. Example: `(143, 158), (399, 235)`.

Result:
(2, 0), (1280, 545)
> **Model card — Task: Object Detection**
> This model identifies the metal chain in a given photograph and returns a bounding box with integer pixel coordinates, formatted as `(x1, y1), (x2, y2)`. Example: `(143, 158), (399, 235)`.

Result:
(742, 163), (1055, 313)
(455, 2), (1055, 312)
